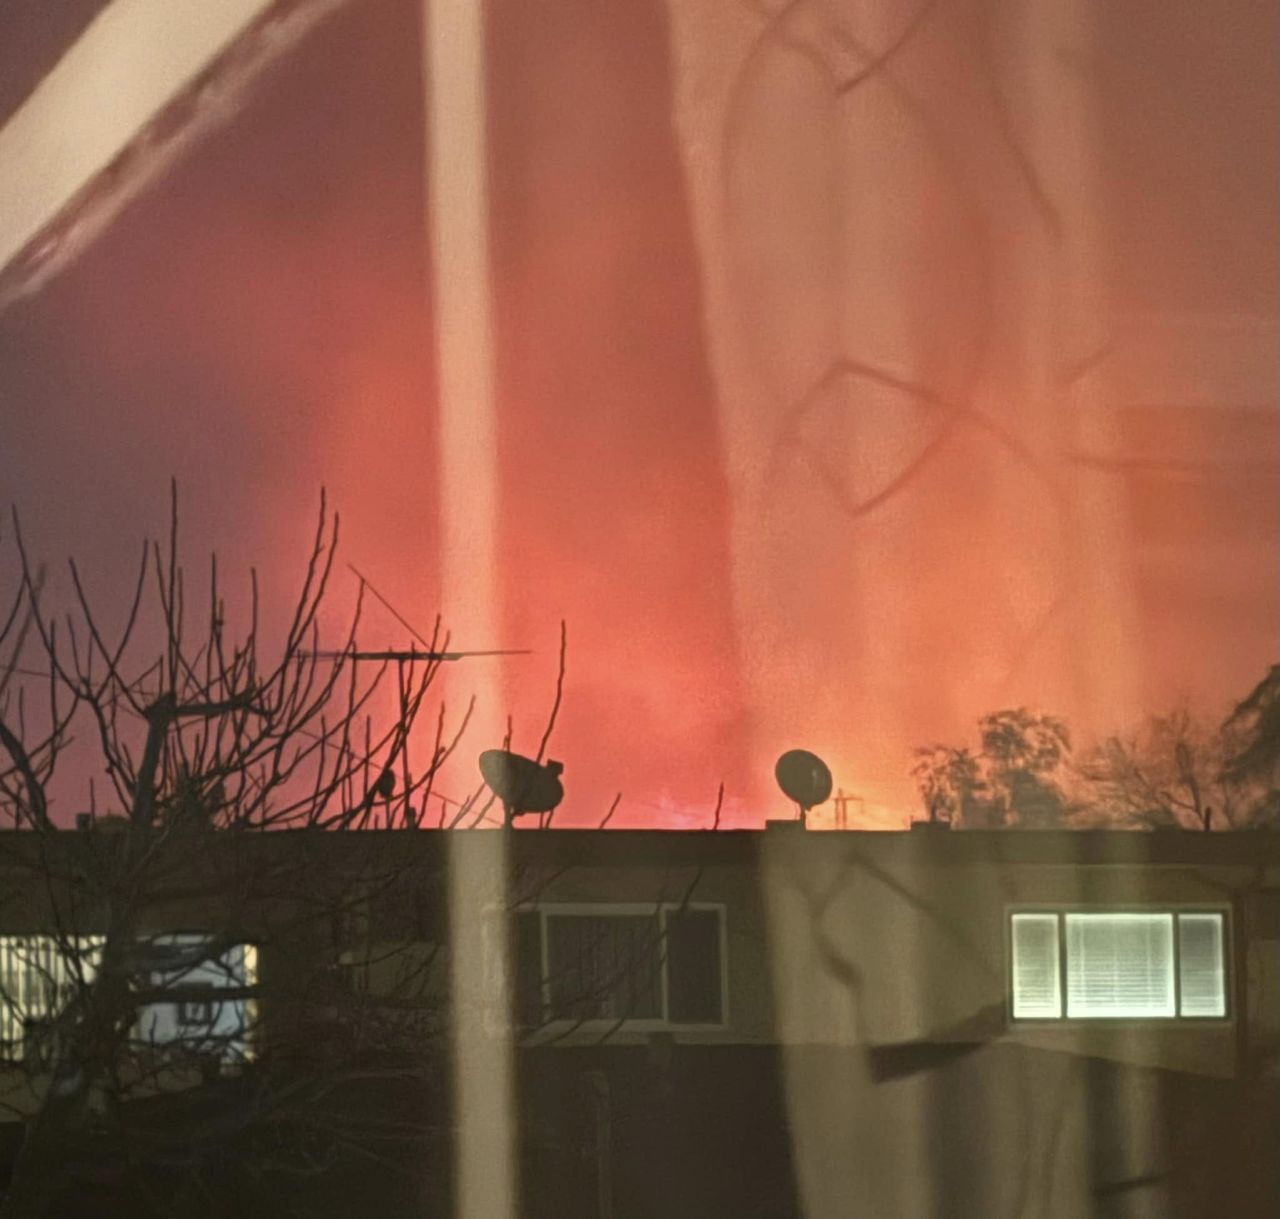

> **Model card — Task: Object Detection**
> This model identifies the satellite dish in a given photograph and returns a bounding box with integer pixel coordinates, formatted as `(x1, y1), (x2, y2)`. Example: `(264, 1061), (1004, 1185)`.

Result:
(775, 749), (833, 823)
(478, 750), (564, 824)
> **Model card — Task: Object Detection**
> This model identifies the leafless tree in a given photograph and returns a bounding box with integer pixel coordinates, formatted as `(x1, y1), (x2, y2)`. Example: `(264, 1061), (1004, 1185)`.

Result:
(1078, 703), (1278, 831)
(0, 485), (480, 1218)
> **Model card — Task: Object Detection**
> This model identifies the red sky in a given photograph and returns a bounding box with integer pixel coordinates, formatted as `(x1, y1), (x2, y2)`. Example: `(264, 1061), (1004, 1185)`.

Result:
(0, 0), (1275, 827)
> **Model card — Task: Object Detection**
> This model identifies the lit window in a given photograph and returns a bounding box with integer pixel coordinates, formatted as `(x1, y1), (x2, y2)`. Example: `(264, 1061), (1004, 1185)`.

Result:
(0, 936), (103, 1059)
(519, 905), (726, 1028)
(1010, 913), (1061, 1018)
(1066, 913), (1175, 1018)
(133, 935), (258, 1061)
(1177, 913), (1226, 1018)
(1009, 910), (1227, 1021)
(0, 935), (258, 1062)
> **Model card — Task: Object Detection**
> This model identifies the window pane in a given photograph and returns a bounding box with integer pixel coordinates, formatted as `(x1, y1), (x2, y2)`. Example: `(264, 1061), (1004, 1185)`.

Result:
(513, 911), (543, 1028)
(1010, 913), (1061, 1018)
(0, 936), (102, 1057)
(1066, 914), (1175, 1018)
(666, 908), (723, 1024)
(546, 914), (661, 1021)
(1178, 913), (1226, 1017)
(134, 935), (254, 1059)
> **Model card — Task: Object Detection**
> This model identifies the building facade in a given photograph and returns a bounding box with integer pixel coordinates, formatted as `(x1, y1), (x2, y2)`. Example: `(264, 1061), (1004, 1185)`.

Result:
(0, 824), (1276, 1217)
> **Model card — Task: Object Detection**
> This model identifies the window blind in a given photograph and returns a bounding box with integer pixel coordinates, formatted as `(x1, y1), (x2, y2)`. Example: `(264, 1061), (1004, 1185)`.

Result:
(0, 936), (102, 1053)
(1010, 913), (1061, 1018)
(1177, 913), (1226, 1017)
(1065, 913), (1175, 1018)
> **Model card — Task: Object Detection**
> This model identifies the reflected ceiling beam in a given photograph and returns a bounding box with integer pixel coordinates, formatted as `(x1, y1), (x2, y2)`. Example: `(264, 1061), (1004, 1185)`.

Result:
(0, 0), (348, 309)
(423, 0), (514, 1214)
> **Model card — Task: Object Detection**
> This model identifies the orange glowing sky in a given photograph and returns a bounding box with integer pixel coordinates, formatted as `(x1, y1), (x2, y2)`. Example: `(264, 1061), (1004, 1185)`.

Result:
(0, 0), (1275, 827)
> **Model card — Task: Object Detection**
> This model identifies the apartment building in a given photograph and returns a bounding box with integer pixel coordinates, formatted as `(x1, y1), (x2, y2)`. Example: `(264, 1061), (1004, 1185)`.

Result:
(0, 824), (1276, 1217)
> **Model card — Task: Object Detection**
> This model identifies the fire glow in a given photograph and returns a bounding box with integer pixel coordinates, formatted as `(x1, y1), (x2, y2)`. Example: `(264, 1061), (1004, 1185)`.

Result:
(0, 0), (1275, 832)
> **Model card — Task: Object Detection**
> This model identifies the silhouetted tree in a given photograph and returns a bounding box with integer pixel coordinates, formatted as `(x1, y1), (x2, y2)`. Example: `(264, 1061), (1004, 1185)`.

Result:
(912, 709), (1073, 828)
(1222, 666), (1280, 792)
(1079, 677), (1280, 831)
(910, 745), (987, 825)
(1077, 709), (1236, 830)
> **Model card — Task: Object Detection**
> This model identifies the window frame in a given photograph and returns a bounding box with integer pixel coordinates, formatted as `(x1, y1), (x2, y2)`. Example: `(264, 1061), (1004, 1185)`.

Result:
(522, 902), (729, 1032)
(1006, 905), (1232, 1025)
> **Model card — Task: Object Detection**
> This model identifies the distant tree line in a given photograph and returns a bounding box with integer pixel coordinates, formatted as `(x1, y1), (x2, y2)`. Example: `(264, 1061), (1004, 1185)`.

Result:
(912, 667), (1280, 830)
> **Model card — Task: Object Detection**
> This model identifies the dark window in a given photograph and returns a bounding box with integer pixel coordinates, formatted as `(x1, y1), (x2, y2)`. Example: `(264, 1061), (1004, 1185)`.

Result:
(545, 914), (662, 1021)
(331, 905), (362, 950)
(666, 908), (723, 1024)
(369, 883), (444, 941)
(514, 911), (543, 1028)
(521, 906), (727, 1027)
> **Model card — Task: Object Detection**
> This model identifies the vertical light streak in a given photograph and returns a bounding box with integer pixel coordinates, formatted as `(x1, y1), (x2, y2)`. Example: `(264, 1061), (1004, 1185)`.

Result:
(422, 2), (513, 1218)
(424, 0), (499, 659)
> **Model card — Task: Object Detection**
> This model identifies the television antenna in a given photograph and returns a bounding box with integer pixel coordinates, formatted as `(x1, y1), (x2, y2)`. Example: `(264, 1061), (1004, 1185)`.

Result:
(302, 563), (532, 666)
(296, 566), (531, 827)
(304, 647), (530, 663)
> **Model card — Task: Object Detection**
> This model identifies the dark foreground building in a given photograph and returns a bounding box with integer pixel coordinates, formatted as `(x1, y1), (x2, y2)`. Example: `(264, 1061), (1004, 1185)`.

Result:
(0, 824), (1276, 1217)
